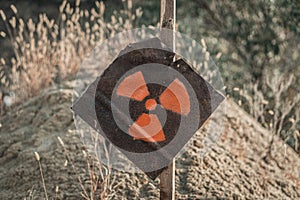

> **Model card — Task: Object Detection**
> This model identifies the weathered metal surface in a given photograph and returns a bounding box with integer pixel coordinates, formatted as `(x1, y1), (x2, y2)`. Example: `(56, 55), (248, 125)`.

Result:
(72, 38), (225, 180)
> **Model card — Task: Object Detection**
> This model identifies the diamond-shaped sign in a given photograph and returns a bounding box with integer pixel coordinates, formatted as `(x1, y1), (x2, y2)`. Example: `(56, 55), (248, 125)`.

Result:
(72, 38), (224, 180)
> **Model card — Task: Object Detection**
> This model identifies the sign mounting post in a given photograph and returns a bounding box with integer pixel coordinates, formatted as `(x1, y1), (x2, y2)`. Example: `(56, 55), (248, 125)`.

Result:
(160, 0), (176, 199)
(72, 0), (225, 198)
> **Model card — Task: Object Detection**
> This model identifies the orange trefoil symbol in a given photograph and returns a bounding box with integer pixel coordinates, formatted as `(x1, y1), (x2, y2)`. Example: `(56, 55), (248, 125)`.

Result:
(117, 71), (190, 143)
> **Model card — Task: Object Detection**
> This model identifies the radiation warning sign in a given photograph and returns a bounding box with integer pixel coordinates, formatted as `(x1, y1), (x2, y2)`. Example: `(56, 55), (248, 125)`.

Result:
(72, 38), (225, 180)
(116, 71), (190, 143)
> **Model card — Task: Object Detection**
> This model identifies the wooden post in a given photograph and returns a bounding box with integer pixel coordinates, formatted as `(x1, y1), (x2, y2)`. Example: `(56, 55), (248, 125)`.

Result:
(160, 0), (176, 200)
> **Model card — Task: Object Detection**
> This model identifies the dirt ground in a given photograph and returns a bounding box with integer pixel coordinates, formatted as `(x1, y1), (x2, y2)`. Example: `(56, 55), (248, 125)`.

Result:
(0, 81), (299, 199)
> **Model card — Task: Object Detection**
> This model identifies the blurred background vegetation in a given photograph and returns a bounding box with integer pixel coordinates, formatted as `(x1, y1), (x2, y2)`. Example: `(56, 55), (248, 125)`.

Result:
(0, 0), (299, 153)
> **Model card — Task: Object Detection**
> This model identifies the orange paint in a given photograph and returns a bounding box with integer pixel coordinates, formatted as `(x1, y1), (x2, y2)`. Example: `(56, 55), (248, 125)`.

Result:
(159, 79), (190, 115)
(139, 129), (165, 143)
(135, 113), (151, 126)
(117, 72), (190, 143)
(116, 71), (149, 101)
(145, 99), (157, 111)
(128, 113), (166, 142)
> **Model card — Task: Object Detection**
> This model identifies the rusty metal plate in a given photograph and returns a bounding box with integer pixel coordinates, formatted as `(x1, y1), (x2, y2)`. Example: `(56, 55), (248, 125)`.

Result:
(72, 38), (224, 180)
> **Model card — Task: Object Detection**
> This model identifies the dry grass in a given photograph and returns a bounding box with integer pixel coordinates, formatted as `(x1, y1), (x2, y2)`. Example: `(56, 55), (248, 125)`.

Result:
(34, 152), (49, 200)
(0, 1), (141, 199)
(32, 135), (116, 200)
(0, 0), (142, 103)
(233, 69), (300, 153)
